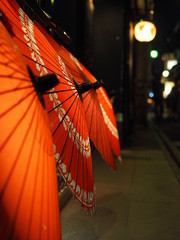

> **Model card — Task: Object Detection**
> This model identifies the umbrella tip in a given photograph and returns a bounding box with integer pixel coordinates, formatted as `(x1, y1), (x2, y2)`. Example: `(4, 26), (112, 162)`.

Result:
(117, 156), (122, 163)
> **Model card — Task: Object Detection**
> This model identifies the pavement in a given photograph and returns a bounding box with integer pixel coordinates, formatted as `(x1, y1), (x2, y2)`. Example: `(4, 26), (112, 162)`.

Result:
(59, 117), (180, 240)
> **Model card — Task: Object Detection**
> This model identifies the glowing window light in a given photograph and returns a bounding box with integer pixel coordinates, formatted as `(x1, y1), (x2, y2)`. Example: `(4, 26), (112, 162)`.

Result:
(167, 60), (178, 70)
(134, 20), (156, 42)
(163, 81), (175, 98)
(89, 0), (94, 11)
(162, 70), (169, 78)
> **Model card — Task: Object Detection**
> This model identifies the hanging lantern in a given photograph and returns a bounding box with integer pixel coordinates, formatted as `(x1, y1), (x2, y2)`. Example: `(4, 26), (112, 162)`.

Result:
(134, 20), (156, 42)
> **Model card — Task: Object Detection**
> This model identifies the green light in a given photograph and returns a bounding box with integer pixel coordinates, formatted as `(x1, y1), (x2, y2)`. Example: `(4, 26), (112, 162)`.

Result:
(150, 50), (158, 58)
(51, 0), (54, 6)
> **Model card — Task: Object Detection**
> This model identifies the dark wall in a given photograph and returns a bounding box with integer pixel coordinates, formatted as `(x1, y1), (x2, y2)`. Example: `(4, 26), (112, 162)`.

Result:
(91, 0), (125, 112)
(92, 2), (123, 83)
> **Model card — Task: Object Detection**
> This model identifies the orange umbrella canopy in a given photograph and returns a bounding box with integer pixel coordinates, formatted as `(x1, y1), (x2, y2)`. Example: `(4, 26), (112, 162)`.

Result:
(37, 28), (117, 170)
(62, 53), (121, 161)
(0, 0), (95, 212)
(96, 87), (121, 161)
(42, 36), (121, 168)
(0, 21), (61, 239)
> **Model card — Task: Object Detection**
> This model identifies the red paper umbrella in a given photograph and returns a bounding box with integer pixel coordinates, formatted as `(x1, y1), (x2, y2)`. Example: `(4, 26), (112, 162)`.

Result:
(0, 0), (95, 212)
(35, 26), (117, 170)
(76, 60), (121, 160)
(65, 56), (121, 160)
(58, 47), (121, 161)
(0, 21), (61, 239)
(96, 87), (121, 160)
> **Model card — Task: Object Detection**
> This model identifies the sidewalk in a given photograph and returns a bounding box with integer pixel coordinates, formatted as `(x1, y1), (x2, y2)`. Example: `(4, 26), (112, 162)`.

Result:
(60, 122), (180, 240)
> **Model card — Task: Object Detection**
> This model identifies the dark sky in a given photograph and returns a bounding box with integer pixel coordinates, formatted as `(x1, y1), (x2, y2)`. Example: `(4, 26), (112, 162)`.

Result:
(153, 0), (180, 54)
(150, 0), (180, 74)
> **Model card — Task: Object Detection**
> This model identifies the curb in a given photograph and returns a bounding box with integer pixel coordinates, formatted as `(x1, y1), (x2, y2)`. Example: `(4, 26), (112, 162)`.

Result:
(151, 121), (180, 168)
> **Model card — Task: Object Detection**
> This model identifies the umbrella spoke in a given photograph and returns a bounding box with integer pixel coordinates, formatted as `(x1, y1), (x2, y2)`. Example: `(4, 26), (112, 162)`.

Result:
(2, 13), (72, 85)
(98, 110), (108, 160)
(56, 95), (79, 161)
(85, 92), (96, 137)
(0, 8), (68, 83)
(73, 104), (81, 199)
(19, 51), (68, 82)
(58, 61), (85, 80)
(26, 137), (41, 237)
(0, 75), (30, 82)
(65, 98), (80, 184)
(79, 111), (85, 205)
(0, 93), (37, 198)
(7, 102), (42, 239)
(0, 3), (56, 65)
(44, 88), (76, 95)
(0, 56), (30, 80)
(0, 85), (34, 95)
(39, 143), (45, 240)
(73, 103), (86, 203)
(0, 89), (34, 119)
(82, 88), (92, 101)
(47, 91), (78, 114)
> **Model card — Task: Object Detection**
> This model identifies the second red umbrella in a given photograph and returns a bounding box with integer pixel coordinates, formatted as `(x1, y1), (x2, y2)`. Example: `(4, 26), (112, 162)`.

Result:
(35, 24), (117, 170)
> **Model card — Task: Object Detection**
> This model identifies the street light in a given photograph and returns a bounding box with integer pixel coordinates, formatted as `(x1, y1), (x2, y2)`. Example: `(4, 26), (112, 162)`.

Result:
(134, 20), (156, 42)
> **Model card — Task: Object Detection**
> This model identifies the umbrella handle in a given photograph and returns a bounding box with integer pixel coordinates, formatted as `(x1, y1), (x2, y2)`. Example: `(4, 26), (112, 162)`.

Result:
(92, 79), (104, 90)
(27, 66), (59, 108)
(73, 78), (104, 101)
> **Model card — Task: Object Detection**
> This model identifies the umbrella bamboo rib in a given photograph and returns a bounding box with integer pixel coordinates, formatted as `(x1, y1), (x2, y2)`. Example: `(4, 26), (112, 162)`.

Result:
(32, 26), (87, 82)
(51, 93), (79, 136)
(47, 91), (77, 113)
(56, 59), (86, 81)
(0, 94), (37, 194)
(0, 90), (36, 151)
(80, 110), (86, 206)
(0, 100), (38, 236)
(44, 88), (76, 95)
(0, 5), (70, 83)
(1, 3), (54, 61)
(26, 138), (41, 237)
(8, 103), (41, 238)
(0, 85), (34, 95)
(0, 75), (29, 82)
(83, 90), (95, 130)
(73, 101), (82, 196)
(39, 144), (45, 240)
(55, 95), (80, 164)
(65, 98), (80, 184)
